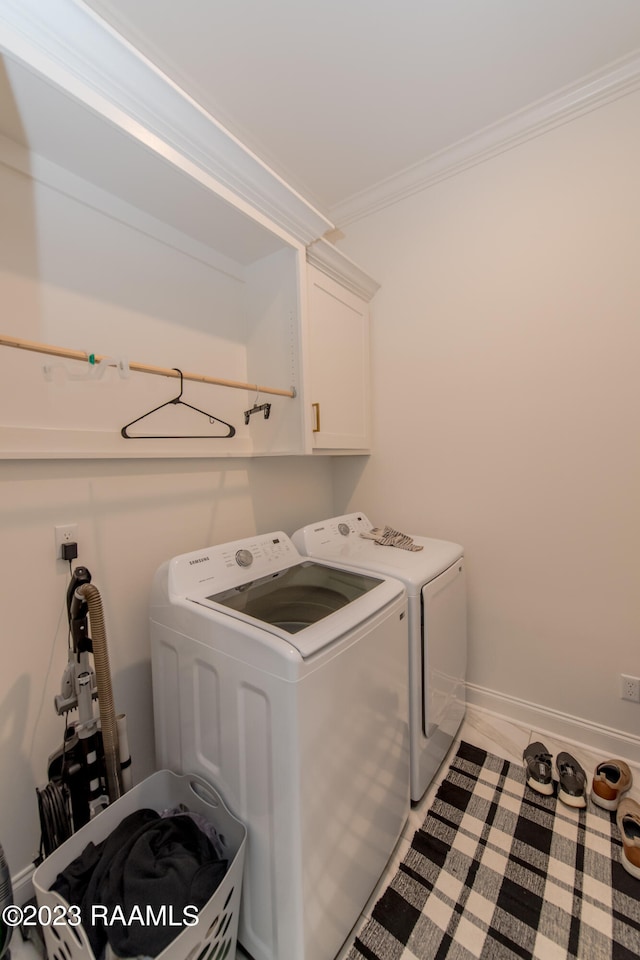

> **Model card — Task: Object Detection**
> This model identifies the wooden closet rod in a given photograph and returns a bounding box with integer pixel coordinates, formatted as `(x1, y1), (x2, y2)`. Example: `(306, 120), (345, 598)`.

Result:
(0, 334), (296, 398)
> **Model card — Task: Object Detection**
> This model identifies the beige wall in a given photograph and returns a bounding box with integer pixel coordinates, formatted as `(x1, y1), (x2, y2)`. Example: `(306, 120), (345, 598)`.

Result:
(0, 455), (334, 880)
(334, 90), (640, 741)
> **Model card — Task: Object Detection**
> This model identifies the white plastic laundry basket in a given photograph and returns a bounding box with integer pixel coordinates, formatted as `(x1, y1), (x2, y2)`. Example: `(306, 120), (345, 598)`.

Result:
(33, 770), (246, 960)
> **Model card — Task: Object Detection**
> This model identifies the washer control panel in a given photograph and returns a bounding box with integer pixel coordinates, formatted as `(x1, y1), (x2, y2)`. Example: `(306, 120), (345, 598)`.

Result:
(293, 513), (373, 552)
(169, 532), (299, 596)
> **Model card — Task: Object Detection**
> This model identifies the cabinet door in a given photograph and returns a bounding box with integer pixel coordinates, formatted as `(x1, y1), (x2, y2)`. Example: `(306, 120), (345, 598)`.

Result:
(307, 266), (371, 451)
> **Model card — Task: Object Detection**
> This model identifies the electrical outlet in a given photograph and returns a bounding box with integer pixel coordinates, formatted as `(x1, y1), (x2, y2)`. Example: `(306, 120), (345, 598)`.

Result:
(54, 523), (78, 559)
(620, 674), (640, 703)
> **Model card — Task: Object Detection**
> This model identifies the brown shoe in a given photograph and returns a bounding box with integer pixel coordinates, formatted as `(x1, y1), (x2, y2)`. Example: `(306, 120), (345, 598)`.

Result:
(591, 759), (632, 811)
(617, 798), (640, 879)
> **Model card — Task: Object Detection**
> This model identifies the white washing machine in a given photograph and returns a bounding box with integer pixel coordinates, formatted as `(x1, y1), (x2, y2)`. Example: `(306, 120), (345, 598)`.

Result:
(292, 513), (467, 803)
(150, 531), (409, 960)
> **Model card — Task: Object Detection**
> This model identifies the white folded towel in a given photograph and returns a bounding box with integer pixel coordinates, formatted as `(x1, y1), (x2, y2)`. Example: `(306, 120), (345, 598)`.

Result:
(360, 524), (423, 551)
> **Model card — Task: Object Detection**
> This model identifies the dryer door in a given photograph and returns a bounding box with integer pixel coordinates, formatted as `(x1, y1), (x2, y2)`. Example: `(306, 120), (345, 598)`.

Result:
(422, 558), (467, 737)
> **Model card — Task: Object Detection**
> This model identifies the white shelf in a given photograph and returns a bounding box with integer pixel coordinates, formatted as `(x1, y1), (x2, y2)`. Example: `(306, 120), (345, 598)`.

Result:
(0, 0), (328, 460)
(0, 426), (255, 460)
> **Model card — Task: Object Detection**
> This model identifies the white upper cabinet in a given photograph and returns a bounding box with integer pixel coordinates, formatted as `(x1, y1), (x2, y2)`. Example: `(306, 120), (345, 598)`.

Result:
(0, 1), (380, 460)
(305, 240), (380, 454)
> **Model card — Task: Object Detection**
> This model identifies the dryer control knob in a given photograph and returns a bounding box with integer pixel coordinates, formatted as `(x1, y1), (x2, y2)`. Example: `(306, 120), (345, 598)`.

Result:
(338, 523), (350, 536)
(235, 548), (253, 568)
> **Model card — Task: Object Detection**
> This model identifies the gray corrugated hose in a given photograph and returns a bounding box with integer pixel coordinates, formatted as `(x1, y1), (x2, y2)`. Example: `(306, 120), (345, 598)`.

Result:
(76, 583), (123, 803)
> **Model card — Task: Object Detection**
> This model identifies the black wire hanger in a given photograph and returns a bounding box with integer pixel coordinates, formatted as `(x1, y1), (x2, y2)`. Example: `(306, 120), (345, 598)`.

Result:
(121, 368), (236, 439)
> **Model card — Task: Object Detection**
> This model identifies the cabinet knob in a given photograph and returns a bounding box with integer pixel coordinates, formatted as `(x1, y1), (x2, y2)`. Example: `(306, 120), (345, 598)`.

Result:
(312, 402), (321, 433)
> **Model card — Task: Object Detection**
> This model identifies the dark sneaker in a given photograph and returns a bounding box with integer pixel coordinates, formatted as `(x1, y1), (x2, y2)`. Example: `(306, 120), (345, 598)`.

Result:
(556, 752), (587, 808)
(523, 741), (554, 796)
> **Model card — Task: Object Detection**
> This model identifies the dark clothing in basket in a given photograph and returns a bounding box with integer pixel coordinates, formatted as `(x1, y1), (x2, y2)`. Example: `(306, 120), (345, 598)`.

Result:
(51, 808), (228, 958)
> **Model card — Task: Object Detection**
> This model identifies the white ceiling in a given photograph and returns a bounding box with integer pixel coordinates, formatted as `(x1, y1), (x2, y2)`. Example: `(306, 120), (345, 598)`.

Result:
(83, 0), (640, 222)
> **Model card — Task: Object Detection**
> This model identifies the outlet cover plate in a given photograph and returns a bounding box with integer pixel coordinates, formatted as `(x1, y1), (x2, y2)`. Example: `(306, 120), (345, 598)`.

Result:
(620, 674), (640, 703)
(54, 524), (78, 558)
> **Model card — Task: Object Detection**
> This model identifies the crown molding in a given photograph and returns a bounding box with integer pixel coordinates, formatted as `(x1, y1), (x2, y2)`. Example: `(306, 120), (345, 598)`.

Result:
(329, 50), (640, 227)
(306, 238), (380, 302)
(0, 0), (333, 246)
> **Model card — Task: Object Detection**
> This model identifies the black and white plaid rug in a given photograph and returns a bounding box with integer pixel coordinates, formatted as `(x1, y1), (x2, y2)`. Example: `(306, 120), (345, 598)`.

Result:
(347, 741), (640, 960)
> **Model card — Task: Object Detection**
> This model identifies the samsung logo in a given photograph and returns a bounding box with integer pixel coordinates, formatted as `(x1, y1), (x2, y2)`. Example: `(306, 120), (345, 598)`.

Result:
(189, 556), (210, 565)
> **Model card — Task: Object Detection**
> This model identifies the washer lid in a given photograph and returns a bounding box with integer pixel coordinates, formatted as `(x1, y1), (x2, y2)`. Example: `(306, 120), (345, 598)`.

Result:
(292, 513), (463, 587)
(164, 532), (404, 659)
(207, 560), (381, 630)
(189, 560), (403, 657)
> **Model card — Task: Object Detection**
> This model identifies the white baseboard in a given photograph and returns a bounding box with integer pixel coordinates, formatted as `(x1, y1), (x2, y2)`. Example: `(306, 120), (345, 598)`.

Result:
(10, 862), (35, 906)
(466, 682), (640, 767)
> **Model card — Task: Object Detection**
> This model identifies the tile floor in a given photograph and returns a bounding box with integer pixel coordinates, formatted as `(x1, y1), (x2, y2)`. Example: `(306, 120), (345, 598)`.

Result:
(330, 704), (640, 960)
(10, 704), (640, 960)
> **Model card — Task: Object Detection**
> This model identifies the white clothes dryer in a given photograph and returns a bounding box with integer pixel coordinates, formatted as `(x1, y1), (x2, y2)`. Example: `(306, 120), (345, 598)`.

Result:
(150, 531), (409, 960)
(292, 513), (466, 803)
